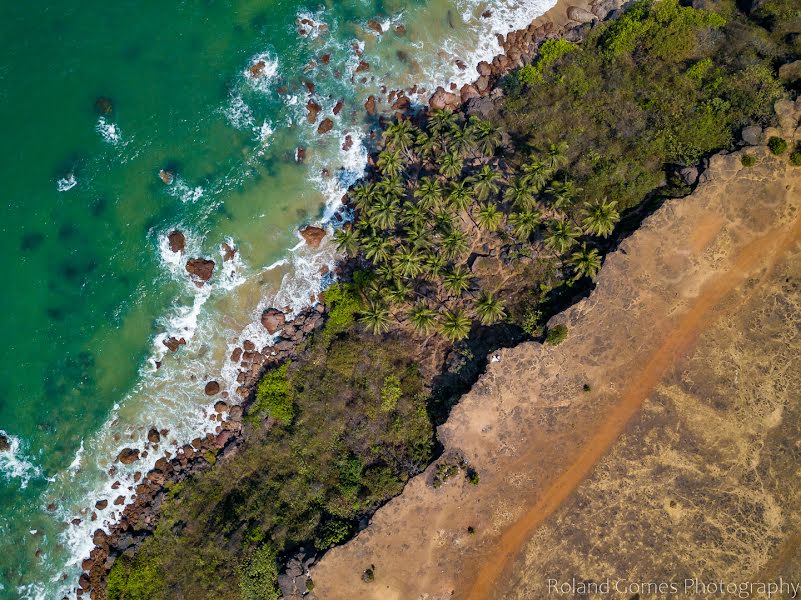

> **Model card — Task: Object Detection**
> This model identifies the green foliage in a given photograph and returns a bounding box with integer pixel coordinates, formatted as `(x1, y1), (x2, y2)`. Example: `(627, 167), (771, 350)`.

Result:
(768, 136), (788, 155)
(238, 545), (280, 600)
(251, 363), (294, 426)
(106, 552), (162, 600)
(321, 282), (361, 345)
(518, 39), (576, 85)
(545, 324), (568, 346)
(791, 151), (801, 167)
(521, 307), (543, 337)
(741, 154), (756, 167)
(380, 374), (402, 412)
(315, 519), (351, 550)
(466, 468), (480, 485)
(432, 462), (461, 488)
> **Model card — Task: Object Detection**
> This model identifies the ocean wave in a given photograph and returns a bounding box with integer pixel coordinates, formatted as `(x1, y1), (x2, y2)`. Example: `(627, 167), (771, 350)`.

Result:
(243, 51), (279, 94)
(56, 174), (77, 192)
(167, 176), (205, 203)
(95, 117), (122, 144)
(0, 431), (45, 489)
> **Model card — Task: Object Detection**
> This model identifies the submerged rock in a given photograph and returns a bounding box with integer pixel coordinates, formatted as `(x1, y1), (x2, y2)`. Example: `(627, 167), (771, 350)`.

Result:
(94, 96), (113, 115)
(185, 258), (215, 285)
(167, 230), (185, 253)
(147, 428), (160, 444)
(366, 19), (383, 34)
(162, 337), (186, 352)
(306, 100), (322, 124)
(261, 308), (286, 334)
(300, 225), (326, 248)
(365, 95), (377, 115)
(355, 60), (370, 73)
(158, 169), (174, 185)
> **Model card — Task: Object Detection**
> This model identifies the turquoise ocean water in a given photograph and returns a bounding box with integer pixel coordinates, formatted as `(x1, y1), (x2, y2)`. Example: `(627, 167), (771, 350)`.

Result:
(0, 0), (554, 596)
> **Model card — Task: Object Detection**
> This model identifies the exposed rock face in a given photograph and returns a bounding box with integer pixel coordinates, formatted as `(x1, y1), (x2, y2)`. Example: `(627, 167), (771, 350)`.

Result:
(221, 242), (236, 262)
(300, 225), (326, 248)
(249, 60), (267, 78)
(318, 118), (334, 134)
(147, 428), (160, 444)
(167, 230), (185, 253)
(429, 86), (459, 111)
(117, 448), (140, 465)
(296, 147), (306, 163)
(367, 19), (383, 34)
(0, 434), (9, 452)
(261, 308), (286, 334)
(162, 337), (186, 352)
(306, 100), (322, 124)
(204, 381), (221, 396)
(185, 258), (215, 285)
(342, 134), (354, 151)
(741, 125), (763, 146)
(567, 5), (596, 22)
(158, 169), (174, 185)
(95, 500), (108, 510)
(460, 84), (480, 104)
(333, 99), (344, 115)
(365, 95), (377, 115)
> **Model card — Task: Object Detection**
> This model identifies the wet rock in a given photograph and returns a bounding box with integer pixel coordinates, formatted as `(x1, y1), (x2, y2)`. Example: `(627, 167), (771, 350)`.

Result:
(261, 308), (286, 334)
(167, 230), (185, 253)
(429, 86), (459, 111)
(366, 19), (383, 34)
(0, 434), (9, 452)
(79, 573), (91, 591)
(185, 258), (215, 285)
(204, 381), (221, 396)
(95, 500), (108, 510)
(365, 95), (377, 115)
(392, 96), (410, 111)
(221, 242), (236, 262)
(117, 448), (140, 465)
(395, 24), (406, 35)
(163, 336), (186, 352)
(306, 100), (322, 124)
(249, 60), (268, 78)
(342, 134), (354, 151)
(147, 428), (160, 444)
(482, 9), (492, 18)
(304, 80), (315, 94)
(455, 59), (468, 70)
(300, 225), (326, 248)
(356, 61), (370, 74)
(94, 96), (113, 115)
(320, 53), (331, 64)
(214, 400), (228, 413)
(158, 169), (174, 185)
(333, 99), (344, 115)
(477, 61), (492, 77)
(318, 118), (334, 134)
(460, 84), (480, 104)
(113, 496), (125, 506)
(295, 147), (306, 163)
(243, 340), (256, 351)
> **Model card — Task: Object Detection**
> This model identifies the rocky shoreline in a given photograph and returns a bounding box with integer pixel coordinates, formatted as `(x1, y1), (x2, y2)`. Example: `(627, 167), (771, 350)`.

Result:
(75, 2), (625, 597)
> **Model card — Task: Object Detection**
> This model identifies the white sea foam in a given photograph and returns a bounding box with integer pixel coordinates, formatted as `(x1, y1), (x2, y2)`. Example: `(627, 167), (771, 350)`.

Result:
(223, 92), (256, 130)
(0, 431), (44, 489)
(167, 176), (205, 203)
(95, 117), (121, 144)
(56, 174), (77, 192)
(243, 52), (279, 94)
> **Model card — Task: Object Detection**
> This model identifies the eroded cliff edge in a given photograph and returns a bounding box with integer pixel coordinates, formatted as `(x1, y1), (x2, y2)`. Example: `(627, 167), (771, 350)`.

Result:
(311, 120), (801, 598)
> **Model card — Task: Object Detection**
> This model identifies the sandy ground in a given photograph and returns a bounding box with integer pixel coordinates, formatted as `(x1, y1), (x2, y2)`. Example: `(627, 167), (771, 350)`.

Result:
(311, 142), (801, 599)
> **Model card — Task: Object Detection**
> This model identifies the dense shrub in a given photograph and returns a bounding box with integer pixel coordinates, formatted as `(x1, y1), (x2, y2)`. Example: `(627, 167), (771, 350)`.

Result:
(251, 363), (294, 425)
(546, 324), (568, 346)
(518, 39), (576, 85)
(741, 154), (756, 167)
(768, 136), (788, 155)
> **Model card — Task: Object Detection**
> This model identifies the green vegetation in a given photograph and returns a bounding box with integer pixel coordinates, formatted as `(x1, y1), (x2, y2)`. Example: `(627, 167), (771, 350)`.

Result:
(769, 136), (788, 155)
(250, 363), (293, 425)
(545, 324), (569, 346)
(791, 149), (801, 166)
(741, 154), (756, 167)
(518, 39), (576, 85)
(237, 545), (280, 600)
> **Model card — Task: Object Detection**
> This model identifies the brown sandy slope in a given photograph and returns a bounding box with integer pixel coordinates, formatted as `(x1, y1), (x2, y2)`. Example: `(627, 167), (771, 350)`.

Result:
(311, 145), (801, 600)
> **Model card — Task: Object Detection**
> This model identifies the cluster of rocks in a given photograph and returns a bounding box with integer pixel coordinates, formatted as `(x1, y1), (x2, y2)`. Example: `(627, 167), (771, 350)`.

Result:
(278, 551), (318, 600)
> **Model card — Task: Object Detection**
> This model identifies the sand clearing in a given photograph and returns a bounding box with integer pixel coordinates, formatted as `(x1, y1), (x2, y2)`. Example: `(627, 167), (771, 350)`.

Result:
(312, 146), (801, 600)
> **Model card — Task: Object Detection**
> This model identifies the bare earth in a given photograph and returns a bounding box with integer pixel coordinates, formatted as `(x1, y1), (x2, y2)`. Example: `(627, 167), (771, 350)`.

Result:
(312, 143), (801, 600)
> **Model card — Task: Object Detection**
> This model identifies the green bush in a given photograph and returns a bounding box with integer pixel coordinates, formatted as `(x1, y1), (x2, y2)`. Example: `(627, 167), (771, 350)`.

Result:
(238, 545), (280, 600)
(768, 136), (788, 155)
(518, 39), (576, 85)
(251, 363), (294, 426)
(791, 145), (801, 166)
(106, 553), (162, 600)
(741, 154), (756, 167)
(320, 282), (361, 344)
(545, 324), (568, 346)
(380, 374), (402, 412)
(315, 519), (351, 550)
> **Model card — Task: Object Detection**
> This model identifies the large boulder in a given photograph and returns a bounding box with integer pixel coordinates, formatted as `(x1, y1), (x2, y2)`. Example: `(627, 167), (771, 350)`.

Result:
(0, 434), (9, 452)
(366, 19), (383, 34)
(306, 100), (321, 124)
(204, 381), (221, 396)
(365, 95), (377, 116)
(317, 118), (334, 134)
(567, 5), (597, 22)
(261, 308), (286, 334)
(300, 225), (326, 248)
(429, 86), (459, 111)
(162, 336), (186, 352)
(147, 428), (160, 444)
(186, 258), (215, 285)
(117, 448), (140, 465)
(460, 84), (480, 104)
(167, 230), (185, 253)
(741, 125), (763, 146)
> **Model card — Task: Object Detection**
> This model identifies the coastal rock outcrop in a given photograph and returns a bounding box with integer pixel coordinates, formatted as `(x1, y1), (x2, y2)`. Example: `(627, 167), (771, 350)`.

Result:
(300, 225), (327, 248)
(365, 95), (377, 115)
(158, 169), (174, 185)
(0, 434), (9, 452)
(307, 100), (322, 124)
(162, 337), (186, 352)
(117, 448), (140, 465)
(185, 258), (215, 285)
(567, 5), (597, 22)
(429, 86), (460, 111)
(204, 381), (221, 396)
(147, 428), (160, 444)
(261, 308), (286, 334)
(318, 118), (334, 134)
(167, 230), (185, 253)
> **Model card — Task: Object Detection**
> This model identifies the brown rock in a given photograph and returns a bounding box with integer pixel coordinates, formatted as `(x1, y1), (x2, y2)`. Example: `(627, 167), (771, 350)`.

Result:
(261, 308), (286, 334)
(168, 230), (185, 253)
(306, 100), (322, 124)
(204, 381), (221, 396)
(163, 336), (186, 352)
(460, 84), (480, 104)
(476, 76), (490, 94)
(300, 225), (326, 248)
(356, 61), (370, 73)
(113, 495), (125, 506)
(482, 9), (492, 18)
(243, 340), (256, 351)
(318, 118), (334, 134)
(366, 19), (383, 34)
(158, 169), (174, 185)
(185, 258), (215, 284)
(95, 499), (108, 510)
(295, 147), (306, 163)
(0, 434), (9, 452)
(333, 99), (344, 115)
(117, 448), (140, 465)
(567, 5), (596, 22)
(429, 86), (459, 111)
(342, 134), (354, 151)
(214, 400), (229, 413)
(395, 24), (406, 35)
(249, 60), (267, 78)
(365, 95), (377, 115)
(477, 61), (492, 77)
(320, 53), (331, 64)
(147, 428), (160, 444)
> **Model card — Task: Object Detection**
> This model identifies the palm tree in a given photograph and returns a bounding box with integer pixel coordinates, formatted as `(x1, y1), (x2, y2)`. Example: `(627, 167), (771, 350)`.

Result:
(424, 252), (448, 280)
(520, 160), (552, 192)
(469, 116), (503, 157)
(474, 203), (503, 232)
(546, 179), (580, 212)
(408, 303), (438, 335)
(543, 219), (580, 254)
(369, 196), (400, 230)
(472, 165), (502, 202)
(394, 245), (424, 279)
(405, 224), (434, 251)
(570, 244), (602, 281)
(441, 230), (468, 260)
(443, 266), (472, 296)
(384, 119), (418, 153)
(508, 209), (542, 240)
(401, 202), (428, 229)
(447, 181), (474, 212)
(581, 198), (620, 238)
(364, 236), (393, 264)
(360, 301), (392, 334)
(379, 175), (406, 200)
(543, 141), (569, 171)
(414, 177), (443, 210)
(350, 182), (377, 211)
(429, 109), (459, 137)
(415, 131), (439, 161)
(333, 226), (359, 256)
(503, 177), (537, 210)
(385, 279), (412, 304)
(474, 291), (506, 325)
(439, 151), (464, 179)
(451, 125), (476, 156)
(377, 149), (403, 177)
(439, 309), (472, 341)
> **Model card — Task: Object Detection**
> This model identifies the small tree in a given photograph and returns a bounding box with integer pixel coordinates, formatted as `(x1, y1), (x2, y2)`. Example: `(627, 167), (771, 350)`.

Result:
(768, 136), (788, 155)
(545, 324), (568, 345)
